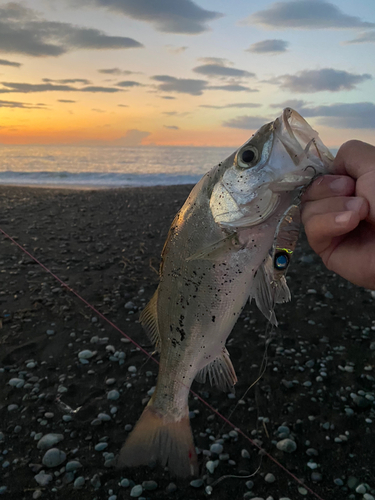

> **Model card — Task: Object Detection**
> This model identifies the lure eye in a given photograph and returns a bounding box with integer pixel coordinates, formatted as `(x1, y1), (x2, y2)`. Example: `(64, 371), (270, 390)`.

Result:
(237, 146), (259, 169)
(274, 251), (289, 271)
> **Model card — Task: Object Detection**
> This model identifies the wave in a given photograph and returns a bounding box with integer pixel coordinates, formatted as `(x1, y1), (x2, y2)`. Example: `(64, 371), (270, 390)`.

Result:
(0, 170), (202, 188)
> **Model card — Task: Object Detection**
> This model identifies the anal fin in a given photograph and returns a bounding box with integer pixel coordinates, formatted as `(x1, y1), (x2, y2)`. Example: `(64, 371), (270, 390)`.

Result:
(195, 348), (237, 392)
(139, 290), (161, 350)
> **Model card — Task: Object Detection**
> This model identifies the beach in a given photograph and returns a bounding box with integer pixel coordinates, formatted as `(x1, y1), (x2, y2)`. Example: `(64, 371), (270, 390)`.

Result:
(0, 185), (374, 500)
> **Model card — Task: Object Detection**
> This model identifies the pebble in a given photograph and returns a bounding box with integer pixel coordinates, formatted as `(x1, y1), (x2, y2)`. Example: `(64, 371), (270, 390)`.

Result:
(142, 480), (158, 491)
(364, 494), (375, 500)
(0, 487), (7, 495)
(78, 349), (96, 359)
(165, 483), (177, 494)
(124, 301), (135, 310)
(37, 434), (64, 450)
(206, 460), (216, 474)
(311, 472), (322, 482)
(265, 473), (275, 483)
(190, 479), (204, 488)
(73, 476), (85, 488)
(42, 448), (66, 468)
(94, 442), (108, 451)
(130, 485), (143, 497)
(246, 480), (254, 489)
(34, 471), (53, 486)
(107, 390), (120, 401)
(210, 443), (223, 454)
(90, 474), (101, 488)
(8, 378), (25, 388)
(128, 366), (137, 373)
(46, 330), (55, 336)
(241, 449), (250, 458)
(120, 478), (130, 487)
(356, 484), (367, 494)
(276, 438), (297, 453)
(65, 460), (82, 472)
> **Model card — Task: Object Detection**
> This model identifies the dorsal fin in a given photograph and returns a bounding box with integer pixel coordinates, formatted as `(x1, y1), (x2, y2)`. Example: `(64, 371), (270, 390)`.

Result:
(139, 289), (161, 350)
(195, 348), (237, 392)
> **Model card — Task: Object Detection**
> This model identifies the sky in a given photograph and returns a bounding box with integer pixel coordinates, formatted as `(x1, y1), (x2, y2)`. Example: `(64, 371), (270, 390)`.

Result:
(0, 0), (374, 148)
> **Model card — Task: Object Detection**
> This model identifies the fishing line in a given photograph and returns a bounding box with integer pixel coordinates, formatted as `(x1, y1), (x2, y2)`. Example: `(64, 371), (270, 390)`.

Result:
(0, 226), (325, 500)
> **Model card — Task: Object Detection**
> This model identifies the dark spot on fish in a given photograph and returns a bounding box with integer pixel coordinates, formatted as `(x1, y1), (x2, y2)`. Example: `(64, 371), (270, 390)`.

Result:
(212, 316), (216, 323)
(176, 326), (186, 342)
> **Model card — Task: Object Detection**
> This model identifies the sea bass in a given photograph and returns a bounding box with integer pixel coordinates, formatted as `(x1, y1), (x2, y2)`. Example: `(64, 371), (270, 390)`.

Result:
(117, 108), (333, 476)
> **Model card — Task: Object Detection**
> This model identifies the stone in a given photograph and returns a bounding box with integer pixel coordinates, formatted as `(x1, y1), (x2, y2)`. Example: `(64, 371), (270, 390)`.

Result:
(276, 438), (297, 453)
(37, 434), (64, 450)
(42, 448), (66, 468)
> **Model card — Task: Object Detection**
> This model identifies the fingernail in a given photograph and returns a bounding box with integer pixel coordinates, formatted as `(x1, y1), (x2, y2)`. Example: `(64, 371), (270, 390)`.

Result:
(330, 178), (347, 192)
(345, 198), (363, 212)
(335, 212), (352, 224)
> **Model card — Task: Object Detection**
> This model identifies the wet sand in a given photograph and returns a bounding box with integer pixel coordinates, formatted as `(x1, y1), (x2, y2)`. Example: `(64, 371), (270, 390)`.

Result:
(0, 185), (374, 500)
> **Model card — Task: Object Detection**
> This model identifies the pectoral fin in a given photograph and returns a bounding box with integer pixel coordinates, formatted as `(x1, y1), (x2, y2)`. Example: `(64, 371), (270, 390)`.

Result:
(186, 233), (240, 262)
(139, 290), (161, 350)
(251, 257), (291, 326)
(195, 348), (237, 392)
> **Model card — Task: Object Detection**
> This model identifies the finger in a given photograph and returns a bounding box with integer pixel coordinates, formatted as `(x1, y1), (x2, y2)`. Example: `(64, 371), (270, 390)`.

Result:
(304, 210), (361, 256)
(302, 175), (355, 203)
(301, 196), (369, 225)
(334, 140), (375, 178)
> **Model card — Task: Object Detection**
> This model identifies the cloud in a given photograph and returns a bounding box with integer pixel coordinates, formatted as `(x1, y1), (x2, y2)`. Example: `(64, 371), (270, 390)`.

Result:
(74, 129), (150, 146)
(115, 80), (143, 87)
(200, 103), (261, 109)
(0, 81), (123, 93)
(223, 115), (270, 129)
(193, 63), (255, 78)
(165, 45), (188, 54)
(152, 74), (258, 96)
(0, 58), (21, 67)
(245, 0), (374, 29)
(152, 75), (207, 96)
(164, 125), (179, 130)
(0, 2), (143, 57)
(43, 78), (91, 85)
(160, 96), (176, 100)
(209, 84), (258, 92)
(345, 32), (375, 44)
(246, 39), (289, 54)
(0, 98), (45, 109)
(68, 0), (222, 34)
(92, 108), (105, 112)
(162, 111), (189, 116)
(98, 68), (135, 75)
(58, 99), (76, 103)
(267, 68), (372, 93)
(117, 104), (129, 107)
(271, 100), (375, 128)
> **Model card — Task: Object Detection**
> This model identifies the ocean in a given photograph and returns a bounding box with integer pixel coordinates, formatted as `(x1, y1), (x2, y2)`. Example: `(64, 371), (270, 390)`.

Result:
(0, 145), (234, 189)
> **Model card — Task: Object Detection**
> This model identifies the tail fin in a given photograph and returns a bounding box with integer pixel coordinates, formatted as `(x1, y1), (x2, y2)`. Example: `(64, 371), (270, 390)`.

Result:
(116, 406), (198, 477)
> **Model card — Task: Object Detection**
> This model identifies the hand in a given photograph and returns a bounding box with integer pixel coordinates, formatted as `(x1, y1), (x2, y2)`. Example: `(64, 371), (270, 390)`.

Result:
(301, 140), (375, 289)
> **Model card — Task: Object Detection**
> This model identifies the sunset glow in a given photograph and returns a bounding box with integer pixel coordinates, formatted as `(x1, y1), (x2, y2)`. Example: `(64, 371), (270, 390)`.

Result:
(0, 0), (374, 148)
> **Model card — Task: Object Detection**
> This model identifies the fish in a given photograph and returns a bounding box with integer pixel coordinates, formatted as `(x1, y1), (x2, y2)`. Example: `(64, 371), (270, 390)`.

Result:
(116, 108), (334, 477)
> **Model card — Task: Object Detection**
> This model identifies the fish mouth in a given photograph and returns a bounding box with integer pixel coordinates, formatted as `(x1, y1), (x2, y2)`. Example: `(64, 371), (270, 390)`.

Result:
(267, 108), (334, 192)
(278, 108), (334, 170)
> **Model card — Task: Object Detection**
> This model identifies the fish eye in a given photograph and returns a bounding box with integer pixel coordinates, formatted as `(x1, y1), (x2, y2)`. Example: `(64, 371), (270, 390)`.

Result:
(274, 251), (289, 271)
(237, 146), (259, 169)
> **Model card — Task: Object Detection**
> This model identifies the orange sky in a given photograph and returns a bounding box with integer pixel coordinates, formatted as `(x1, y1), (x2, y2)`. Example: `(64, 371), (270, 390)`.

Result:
(0, 0), (374, 148)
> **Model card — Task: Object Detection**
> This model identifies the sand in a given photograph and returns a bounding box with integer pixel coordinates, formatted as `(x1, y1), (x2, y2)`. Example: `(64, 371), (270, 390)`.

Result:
(0, 185), (374, 500)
